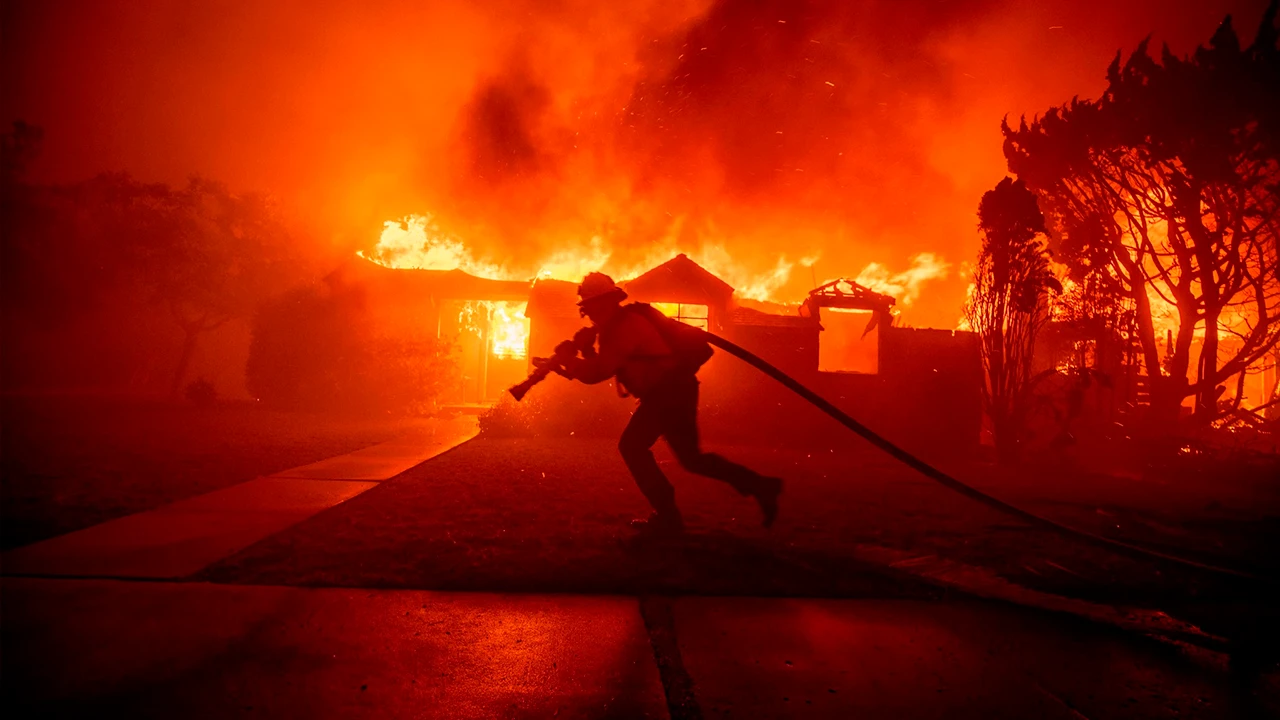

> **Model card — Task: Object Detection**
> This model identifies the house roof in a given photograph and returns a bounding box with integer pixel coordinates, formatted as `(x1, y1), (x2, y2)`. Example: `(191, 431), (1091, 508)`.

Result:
(525, 278), (580, 319)
(623, 254), (735, 306)
(806, 278), (896, 311)
(327, 256), (531, 301)
(730, 306), (819, 329)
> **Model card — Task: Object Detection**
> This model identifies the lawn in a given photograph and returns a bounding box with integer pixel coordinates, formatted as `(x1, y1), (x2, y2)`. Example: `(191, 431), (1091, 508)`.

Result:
(201, 434), (1279, 641)
(8, 392), (1274, 645)
(1, 394), (433, 549)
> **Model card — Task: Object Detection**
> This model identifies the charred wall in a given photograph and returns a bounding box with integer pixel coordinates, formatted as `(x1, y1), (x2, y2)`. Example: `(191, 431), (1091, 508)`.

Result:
(703, 323), (981, 456)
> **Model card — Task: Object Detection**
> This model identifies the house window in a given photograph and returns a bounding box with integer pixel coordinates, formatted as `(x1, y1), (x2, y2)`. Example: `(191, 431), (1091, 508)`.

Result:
(819, 308), (878, 374)
(652, 302), (709, 330)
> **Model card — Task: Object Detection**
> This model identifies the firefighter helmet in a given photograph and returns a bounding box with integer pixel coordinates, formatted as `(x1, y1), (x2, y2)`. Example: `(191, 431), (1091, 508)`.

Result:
(577, 272), (628, 306)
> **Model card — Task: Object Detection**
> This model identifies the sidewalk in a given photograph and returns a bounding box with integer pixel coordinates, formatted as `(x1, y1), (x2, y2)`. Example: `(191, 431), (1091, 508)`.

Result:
(1, 416), (478, 579)
(1, 578), (1254, 718)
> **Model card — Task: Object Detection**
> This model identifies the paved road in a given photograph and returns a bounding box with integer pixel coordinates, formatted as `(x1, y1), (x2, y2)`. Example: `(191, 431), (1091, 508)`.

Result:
(2, 578), (1263, 719)
(2, 579), (667, 719)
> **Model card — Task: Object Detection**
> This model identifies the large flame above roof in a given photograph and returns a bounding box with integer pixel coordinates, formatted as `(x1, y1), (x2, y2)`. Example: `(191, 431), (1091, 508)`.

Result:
(359, 214), (951, 310)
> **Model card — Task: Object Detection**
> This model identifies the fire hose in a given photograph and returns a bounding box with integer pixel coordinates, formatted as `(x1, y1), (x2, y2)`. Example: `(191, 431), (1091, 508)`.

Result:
(511, 329), (1273, 585)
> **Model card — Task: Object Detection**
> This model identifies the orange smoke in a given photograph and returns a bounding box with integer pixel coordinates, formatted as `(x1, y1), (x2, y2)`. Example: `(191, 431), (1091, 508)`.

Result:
(8, 0), (1264, 331)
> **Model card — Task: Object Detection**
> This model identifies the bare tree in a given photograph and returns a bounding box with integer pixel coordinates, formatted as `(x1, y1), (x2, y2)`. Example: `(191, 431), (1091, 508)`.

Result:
(1004, 8), (1280, 430)
(965, 177), (1061, 463)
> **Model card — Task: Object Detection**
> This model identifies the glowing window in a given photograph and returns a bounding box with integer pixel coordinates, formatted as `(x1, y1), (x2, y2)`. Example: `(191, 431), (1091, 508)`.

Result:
(818, 308), (878, 374)
(652, 302), (709, 330)
(488, 301), (530, 360)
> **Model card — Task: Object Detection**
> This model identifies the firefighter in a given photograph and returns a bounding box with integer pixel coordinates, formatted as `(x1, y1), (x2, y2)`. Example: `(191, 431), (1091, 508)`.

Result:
(552, 272), (783, 534)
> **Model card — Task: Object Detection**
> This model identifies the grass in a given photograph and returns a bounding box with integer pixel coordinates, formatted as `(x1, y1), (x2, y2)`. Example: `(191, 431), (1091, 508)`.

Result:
(1, 394), (433, 549)
(201, 434), (1279, 639)
(6, 392), (1275, 644)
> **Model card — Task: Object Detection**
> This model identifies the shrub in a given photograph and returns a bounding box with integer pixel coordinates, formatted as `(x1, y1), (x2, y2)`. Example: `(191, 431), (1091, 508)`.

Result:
(184, 377), (218, 407)
(247, 284), (458, 415)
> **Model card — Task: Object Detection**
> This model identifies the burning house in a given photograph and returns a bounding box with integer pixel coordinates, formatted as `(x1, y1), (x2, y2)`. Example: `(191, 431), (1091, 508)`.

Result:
(334, 250), (981, 454)
(324, 258), (532, 405)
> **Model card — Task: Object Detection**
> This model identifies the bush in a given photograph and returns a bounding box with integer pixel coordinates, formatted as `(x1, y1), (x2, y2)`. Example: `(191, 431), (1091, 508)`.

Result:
(184, 377), (218, 407)
(478, 377), (632, 439)
(247, 284), (458, 415)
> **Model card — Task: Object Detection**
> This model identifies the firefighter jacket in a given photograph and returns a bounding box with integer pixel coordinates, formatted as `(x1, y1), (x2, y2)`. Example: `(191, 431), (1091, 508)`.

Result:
(562, 306), (681, 398)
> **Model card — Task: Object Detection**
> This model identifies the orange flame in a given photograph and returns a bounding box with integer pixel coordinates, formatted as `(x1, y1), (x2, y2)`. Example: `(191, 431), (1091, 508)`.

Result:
(488, 301), (530, 359)
(854, 252), (950, 306)
(360, 215), (953, 343)
(359, 215), (518, 280)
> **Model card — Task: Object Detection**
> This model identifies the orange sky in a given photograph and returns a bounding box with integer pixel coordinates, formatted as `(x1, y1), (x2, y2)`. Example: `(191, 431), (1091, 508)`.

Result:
(3, 0), (1271, 327)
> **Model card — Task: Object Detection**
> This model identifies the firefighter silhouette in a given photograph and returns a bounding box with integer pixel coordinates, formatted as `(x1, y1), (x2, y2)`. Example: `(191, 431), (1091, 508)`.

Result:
(553, 272), (783, 534)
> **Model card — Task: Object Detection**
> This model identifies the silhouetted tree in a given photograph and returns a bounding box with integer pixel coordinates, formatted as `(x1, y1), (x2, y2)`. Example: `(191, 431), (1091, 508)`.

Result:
(965, 177), (1060, 463)
(0, 128), (138, 384)
(1, 122), (51, 317)
(1, 121), (43, 185)
(1004, 6), (1280, 430)
(95, 175), (301, 395)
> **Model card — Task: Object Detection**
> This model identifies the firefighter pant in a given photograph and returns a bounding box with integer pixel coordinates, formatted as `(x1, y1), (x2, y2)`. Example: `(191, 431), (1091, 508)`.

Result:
(618, 374), (766, 515)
